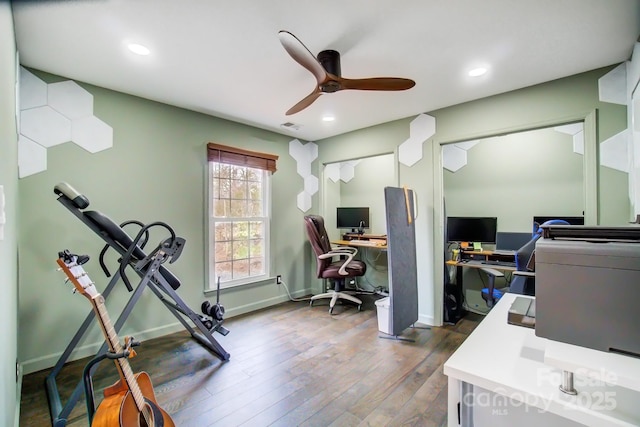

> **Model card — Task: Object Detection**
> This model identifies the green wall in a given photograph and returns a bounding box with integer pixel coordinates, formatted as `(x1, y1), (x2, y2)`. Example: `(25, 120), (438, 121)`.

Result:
(317, 66), (628, 325)
(0, 3), (19, 426)
(18, 71), (313, 374)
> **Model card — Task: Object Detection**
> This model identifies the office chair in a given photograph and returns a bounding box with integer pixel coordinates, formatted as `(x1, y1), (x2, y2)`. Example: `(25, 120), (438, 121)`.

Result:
(482, 219), (569, 307)
(304, 215), (366, 314)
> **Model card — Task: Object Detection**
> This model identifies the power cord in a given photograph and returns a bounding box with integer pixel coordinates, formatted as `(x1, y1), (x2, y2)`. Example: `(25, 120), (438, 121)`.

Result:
(278, 277), (312, 302)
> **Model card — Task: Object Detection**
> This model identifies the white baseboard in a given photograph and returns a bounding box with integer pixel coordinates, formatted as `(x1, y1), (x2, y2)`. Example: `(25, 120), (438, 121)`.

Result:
(22, 289), (313, 375)
(22, 322), (184, 375)
(224, 287), (313, 318)
(418, 313), (435, 327)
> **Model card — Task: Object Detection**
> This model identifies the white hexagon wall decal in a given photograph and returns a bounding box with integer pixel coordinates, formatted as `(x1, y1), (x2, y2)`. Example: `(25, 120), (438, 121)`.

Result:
(305, 140), (318, 162)
(18, 74), (114, 178)
(288, 139), (305, 161)
(297, 191), (312, 212)
(398, 137), (423, 167)
(399, 114), (436, 167)
(325, 163), (341, 183)
(296, 158), (312, 177)
(442, 145), (468, 172)
(554, 123), (583, 136)
(304, 175), (319, 195)
(289, 139), (318, 211)
(48, 80), (93, 119)
(20, 106), (71, 148)
(72, 116), (114, 153)
(600, 129), (629, 173)
(573, 131), (584, 155)
(598, 62), (627, 105)
(18, 135), (47, 178)
(19, 67), (47, 110)
(454, 140), (480, 151)
(409, 114), (436, 141)
(339, 163), (355, 182)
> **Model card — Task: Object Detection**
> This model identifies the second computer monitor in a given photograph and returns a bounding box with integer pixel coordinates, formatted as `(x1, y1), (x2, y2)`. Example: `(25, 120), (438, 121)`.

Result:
(337, 207), (370, 231)
(446, 216), (498, 244)
(496, 232), (533, 251)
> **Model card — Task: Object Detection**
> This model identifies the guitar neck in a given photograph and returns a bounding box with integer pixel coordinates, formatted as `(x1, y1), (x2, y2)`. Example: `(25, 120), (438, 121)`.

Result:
(92, 295), (147, 412)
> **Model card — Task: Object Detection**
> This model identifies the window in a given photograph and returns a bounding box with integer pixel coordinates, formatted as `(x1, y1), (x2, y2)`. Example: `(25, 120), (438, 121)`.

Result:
(207, 143), (278, 289)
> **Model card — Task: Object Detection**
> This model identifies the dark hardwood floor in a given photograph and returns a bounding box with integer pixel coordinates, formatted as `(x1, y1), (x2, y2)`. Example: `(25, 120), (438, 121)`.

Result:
(20, 294), (481, 427)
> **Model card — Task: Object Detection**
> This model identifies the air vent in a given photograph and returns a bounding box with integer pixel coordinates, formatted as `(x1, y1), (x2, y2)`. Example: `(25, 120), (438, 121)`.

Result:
(280, 122), (301, 131)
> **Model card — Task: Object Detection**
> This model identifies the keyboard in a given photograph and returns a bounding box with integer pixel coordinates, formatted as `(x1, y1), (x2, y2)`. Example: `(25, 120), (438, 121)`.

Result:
(481, 260), (516, 267)
(492, 250), (516, 256)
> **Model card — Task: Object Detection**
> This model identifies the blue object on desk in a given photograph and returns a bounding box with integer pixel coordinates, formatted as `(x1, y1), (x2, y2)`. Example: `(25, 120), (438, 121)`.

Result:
(481, 287), (505, 301)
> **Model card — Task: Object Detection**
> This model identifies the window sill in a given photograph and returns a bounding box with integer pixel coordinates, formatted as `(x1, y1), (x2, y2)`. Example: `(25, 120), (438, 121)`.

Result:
(204, 276), (276, 295)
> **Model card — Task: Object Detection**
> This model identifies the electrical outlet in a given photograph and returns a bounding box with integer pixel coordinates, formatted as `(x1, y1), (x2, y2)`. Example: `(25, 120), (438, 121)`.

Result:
(276, 275), (282, 285)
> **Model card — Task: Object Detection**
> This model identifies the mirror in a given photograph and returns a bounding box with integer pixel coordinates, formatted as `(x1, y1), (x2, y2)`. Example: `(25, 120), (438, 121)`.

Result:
(322, 153), (396, 241)
(444, 124), (583, 236)
(442, 122), (630, 313)
(321, 153), (396, 292)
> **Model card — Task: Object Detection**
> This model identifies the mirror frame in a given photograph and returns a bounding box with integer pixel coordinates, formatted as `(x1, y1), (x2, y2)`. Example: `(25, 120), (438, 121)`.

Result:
(431, 110), (598, 326)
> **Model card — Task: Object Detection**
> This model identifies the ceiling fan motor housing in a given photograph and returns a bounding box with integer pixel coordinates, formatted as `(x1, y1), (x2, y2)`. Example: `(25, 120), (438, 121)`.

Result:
(317, 50), (341, 76)
(317, 50), (343, 93)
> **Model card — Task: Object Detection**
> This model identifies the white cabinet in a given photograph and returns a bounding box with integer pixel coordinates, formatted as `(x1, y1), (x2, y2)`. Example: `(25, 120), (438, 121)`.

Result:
(444, 293), (640, 427)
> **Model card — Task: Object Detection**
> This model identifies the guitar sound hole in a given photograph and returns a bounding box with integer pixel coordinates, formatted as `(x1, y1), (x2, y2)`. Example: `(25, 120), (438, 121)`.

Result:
(139, 400), (164, 427)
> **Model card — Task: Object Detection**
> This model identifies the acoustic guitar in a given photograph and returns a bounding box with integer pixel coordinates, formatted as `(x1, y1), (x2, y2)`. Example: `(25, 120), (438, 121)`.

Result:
(57, 250), (175, 427)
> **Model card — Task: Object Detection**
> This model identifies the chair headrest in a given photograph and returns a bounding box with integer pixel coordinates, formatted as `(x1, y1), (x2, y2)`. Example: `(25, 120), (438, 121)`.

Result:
(534, 219), (570, 235)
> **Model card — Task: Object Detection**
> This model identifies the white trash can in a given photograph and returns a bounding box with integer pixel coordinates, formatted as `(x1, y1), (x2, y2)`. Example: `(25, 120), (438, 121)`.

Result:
(374, 297), (391, 334)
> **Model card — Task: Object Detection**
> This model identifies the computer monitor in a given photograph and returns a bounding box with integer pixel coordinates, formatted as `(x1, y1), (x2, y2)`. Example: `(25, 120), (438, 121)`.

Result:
(336, 207), (370, 232)
(446, 217), (498, 244)
(533, 215), (584, 234)
(496, 232), (533, 251)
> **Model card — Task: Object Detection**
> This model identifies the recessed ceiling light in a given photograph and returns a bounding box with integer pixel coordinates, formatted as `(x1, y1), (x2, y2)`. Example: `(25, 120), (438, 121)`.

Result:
(322, 115), (335, 122)
(468, 67), (487, 77)
(128, 43), (150, 56)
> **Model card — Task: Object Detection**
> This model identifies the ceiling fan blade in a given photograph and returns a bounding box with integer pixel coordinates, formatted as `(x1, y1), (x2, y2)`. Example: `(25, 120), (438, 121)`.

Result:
(339, 77), (416, 91)
(286, 88), (322, 116)
(278, 30), (328, 84)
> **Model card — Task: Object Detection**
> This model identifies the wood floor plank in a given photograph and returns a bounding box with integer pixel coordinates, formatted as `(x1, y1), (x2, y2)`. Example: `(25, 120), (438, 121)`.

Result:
(19, 296), (482, 427)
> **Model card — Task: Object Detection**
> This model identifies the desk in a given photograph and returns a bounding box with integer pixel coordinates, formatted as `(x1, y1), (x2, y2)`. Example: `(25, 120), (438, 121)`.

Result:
(332, 239), (388, 292)
(444, 293), (640, 427)
(341, 232), (387, 240)
(446, 253), (516, 317)
(333, 239), (387, 250)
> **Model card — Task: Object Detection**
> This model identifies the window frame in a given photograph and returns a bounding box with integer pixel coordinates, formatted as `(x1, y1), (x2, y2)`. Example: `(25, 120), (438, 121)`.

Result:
(206, 143), (277, 290)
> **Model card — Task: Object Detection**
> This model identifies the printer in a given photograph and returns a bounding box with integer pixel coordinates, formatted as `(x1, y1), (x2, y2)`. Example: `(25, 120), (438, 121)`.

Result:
(535, 225), (640, 357)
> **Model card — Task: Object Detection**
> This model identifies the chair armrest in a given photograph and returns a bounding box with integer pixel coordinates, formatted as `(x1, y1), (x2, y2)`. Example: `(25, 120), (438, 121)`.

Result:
(318, 246), (359, 275)
(480, 267), (504, 278)
(513, 271), (535, 277)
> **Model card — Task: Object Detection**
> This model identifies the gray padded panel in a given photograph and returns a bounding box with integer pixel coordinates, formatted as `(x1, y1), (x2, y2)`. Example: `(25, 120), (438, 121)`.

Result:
(384, 187), (419, 336)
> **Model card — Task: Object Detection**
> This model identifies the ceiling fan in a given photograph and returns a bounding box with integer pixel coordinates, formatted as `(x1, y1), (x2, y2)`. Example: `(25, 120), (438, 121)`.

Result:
(278, 30), (416, 116)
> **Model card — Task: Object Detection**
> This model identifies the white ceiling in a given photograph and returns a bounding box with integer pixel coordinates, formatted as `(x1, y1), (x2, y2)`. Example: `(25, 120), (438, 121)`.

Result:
(12, 0), (640, 142)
